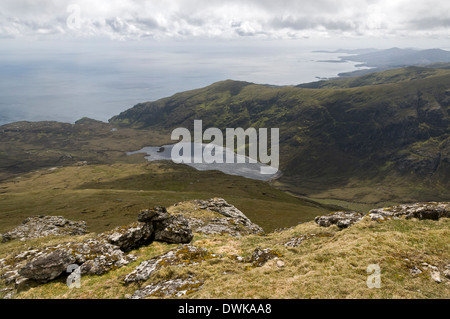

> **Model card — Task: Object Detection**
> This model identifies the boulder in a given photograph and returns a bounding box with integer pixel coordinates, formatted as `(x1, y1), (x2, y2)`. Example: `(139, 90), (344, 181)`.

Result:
(315, 211), (365, 228)
(1, 216), (87, 242)
(19, 249), (76, 282)
(173, 198), (264, 236)
(124, 245), (214, 283)
(153, 215), (193, 244)
(102, 222), (153, 252)
(130, 276), (203, 299)
(138, 206), (169, 222)
(11, 239), (136, 283)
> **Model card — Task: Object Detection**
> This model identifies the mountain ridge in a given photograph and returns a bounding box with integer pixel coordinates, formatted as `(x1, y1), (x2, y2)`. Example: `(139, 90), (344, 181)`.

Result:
(109, 65), (450, 204)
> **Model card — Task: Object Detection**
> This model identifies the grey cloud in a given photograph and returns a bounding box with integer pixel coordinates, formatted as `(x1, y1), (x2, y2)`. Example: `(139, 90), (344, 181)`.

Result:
(271, 16), (357, 32)
(0, 0), (449, 39)
(409, 17), (450, 30)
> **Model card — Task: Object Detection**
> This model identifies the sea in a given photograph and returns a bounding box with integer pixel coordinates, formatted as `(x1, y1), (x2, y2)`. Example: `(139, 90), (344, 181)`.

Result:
(0, 38), (370, 126)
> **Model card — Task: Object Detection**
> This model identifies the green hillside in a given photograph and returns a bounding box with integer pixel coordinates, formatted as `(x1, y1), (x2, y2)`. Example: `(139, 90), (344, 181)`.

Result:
(110, 66), (450, 207)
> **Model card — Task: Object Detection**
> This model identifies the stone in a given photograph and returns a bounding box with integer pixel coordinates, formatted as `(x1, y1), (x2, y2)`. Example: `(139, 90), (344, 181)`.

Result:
(19, 249), (76, 282)
(124, 245), (214, 283)
(410, 266), (422, 275)
(138, 206), (169, 222)
(69, 239), (136, 276)
(173, 198), (264, 237)
(444, 269), (450, 279)
(368, 202), (450, 221)
(1, 216), (87, 242)
(130, 276), (203, 299)
(6, 238), (136, 284)
(315, 211), (365, 228)
(153, 215), (193, 244)
(249, 248), (282, 267)
(431, 271), (442, 283)
(103, 222), (153, 252)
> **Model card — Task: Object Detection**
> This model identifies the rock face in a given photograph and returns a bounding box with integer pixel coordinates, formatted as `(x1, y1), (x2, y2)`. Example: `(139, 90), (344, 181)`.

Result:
(315, 211), (365, 228)
(172, 198), (264, 237)
(0, 216), (87, 242)
(368, 202), (450, 221)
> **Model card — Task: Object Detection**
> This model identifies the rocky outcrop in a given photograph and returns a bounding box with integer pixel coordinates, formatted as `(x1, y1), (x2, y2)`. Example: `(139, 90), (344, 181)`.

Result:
(101, 206), (193, 250)
(124, 245), (215, 283)
(0, 216), (87, 242)
(172, 198), (264, 237)
(102, 222), (154, 252)
(368, 202), (450, 221)
(314, 202), (450, 229)
(1, 207), (195, 287)
(314, 211), (365, 228)
(3, 239), (137, 284)
(130, 276), (203, 299)
(153, 214), (193, 244)
(18, 249), (75, 282)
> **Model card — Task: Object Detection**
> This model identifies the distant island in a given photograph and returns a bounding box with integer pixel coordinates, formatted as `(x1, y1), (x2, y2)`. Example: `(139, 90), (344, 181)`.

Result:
(314, 47), (450, 78)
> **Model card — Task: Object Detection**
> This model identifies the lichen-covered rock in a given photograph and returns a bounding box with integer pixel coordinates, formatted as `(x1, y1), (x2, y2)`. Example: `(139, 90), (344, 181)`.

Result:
(315, 211), (365, 228)
(172, 198), (264, 236)
(130, 276), (203, 299)
(138, 206), (169, 222)
(69, 239), (136, 275)
(153, 215), (193, 244)
(2, 238), (136, 284)
(102, 222), (153, 252)
(124, 245), (214, 283)
(368, 202), (450, 221)
(1, 216), (87, 242)
(19, 249), (76, 282)
(249, 248), (282, 267)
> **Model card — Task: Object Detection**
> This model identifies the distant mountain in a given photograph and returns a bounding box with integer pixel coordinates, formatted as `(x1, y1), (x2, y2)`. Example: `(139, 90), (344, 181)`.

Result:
(110, 65), (450, 204)
(329, 48), (450, 78)
(341, 48), (450, 68)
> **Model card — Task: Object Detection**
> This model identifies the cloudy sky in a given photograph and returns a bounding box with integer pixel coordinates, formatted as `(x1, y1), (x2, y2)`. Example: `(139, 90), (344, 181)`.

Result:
(0, 1), (449, 125)
(0, 0), (449, 40)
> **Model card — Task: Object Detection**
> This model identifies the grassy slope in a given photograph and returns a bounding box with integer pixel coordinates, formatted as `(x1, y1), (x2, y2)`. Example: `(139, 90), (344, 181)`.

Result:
(0, 119), (172, 181)
(2, 205), (448, 299)
(0, 162), (331, 234)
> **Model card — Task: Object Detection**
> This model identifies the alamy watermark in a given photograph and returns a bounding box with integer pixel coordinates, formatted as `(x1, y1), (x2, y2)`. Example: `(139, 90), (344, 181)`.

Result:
(170, 120), (279, 174)
(67, 264), (81, 289)
(66, 4), (81, 29)
(367, 264), (381, 289)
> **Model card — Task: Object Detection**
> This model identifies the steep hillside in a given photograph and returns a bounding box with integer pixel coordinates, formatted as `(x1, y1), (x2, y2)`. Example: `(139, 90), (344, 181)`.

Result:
(110, 66), (450, 206)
